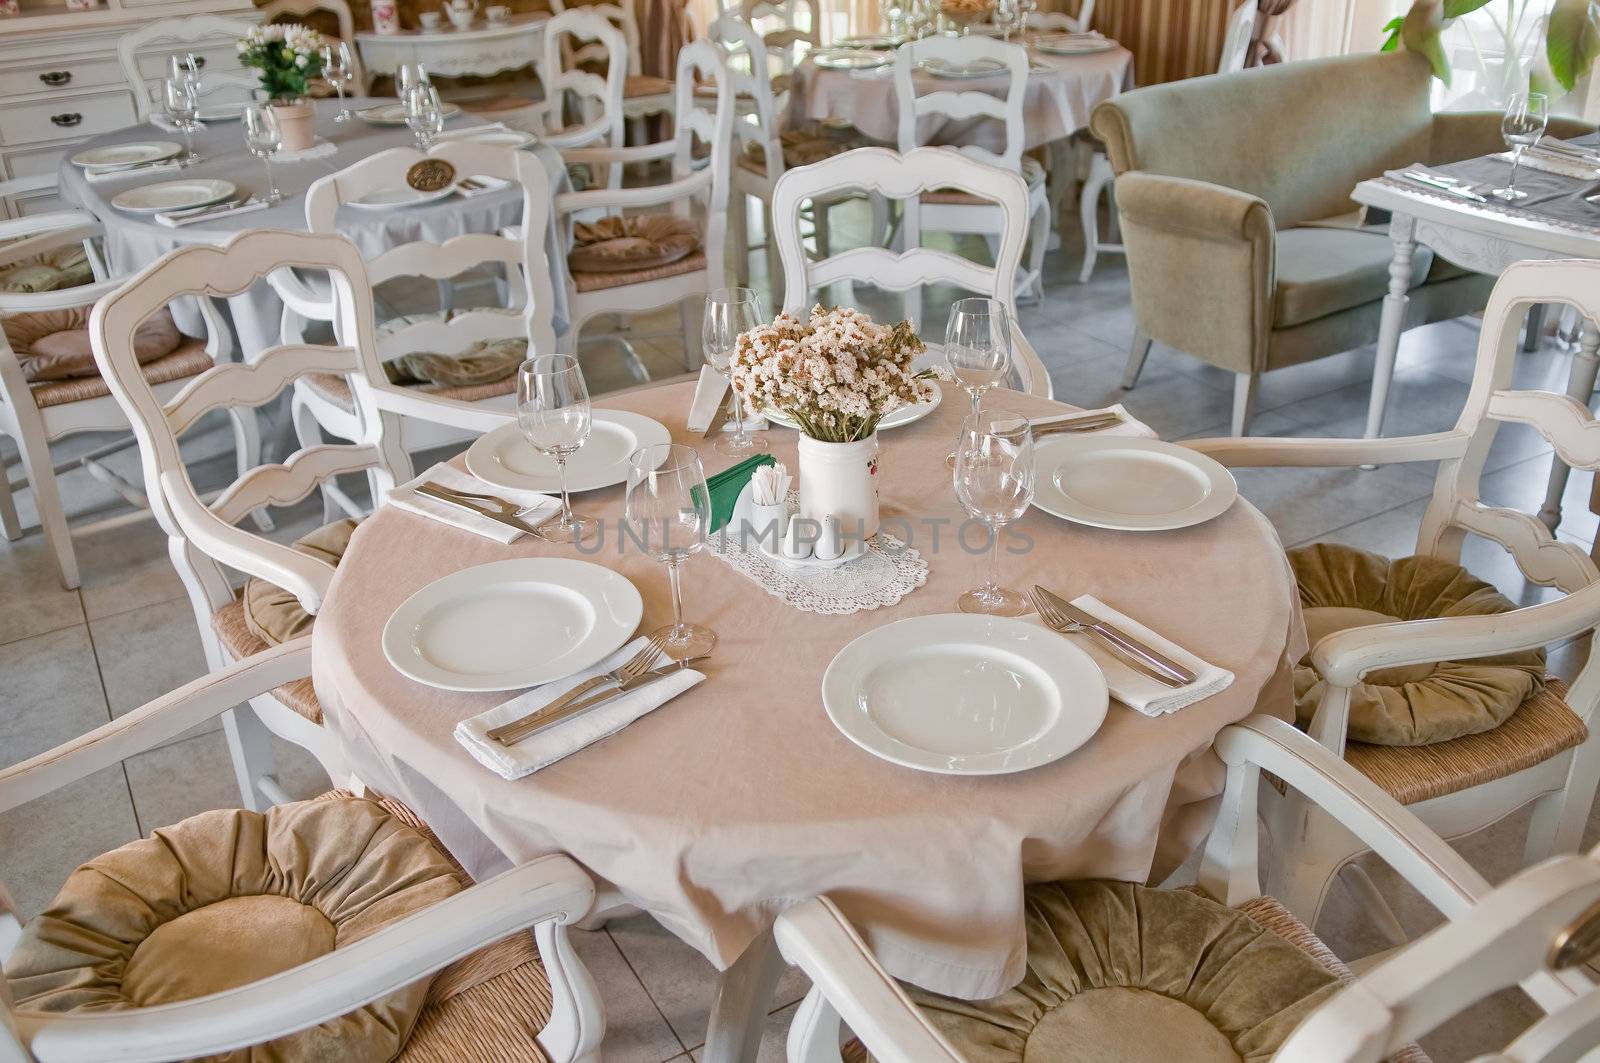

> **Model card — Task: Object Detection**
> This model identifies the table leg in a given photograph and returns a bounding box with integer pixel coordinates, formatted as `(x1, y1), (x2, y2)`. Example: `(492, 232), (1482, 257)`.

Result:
(703, 928), (785, 1063)
(1538, 321), (1600, 531)
(1364, 212), (1416, 442)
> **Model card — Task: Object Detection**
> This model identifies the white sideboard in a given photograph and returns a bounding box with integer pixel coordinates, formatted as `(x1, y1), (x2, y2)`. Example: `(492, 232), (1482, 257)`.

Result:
(0, 0), (256, 217)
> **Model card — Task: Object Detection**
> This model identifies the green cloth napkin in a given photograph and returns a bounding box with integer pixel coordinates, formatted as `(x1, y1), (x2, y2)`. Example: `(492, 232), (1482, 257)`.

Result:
(702, 454), (776, 532)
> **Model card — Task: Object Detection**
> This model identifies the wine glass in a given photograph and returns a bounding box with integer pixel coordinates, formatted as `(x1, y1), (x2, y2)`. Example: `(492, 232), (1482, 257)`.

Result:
(702, 287), (769, 457)
(1494, 91), (1548, 201)
(168, 53), (201, 93)
(624, 443), (718, 660)
(945, 297), (1012, 416)
(322, 42), (353, 122)
(397, 62), (431, 100)
(242, 102), (283, 204)
(994, 0), (1019, 40)
(163, 77), (200, 166)
(517, 354), (594, 543)
(405, 84), (445, 149)
(953, 408), (1035, 616)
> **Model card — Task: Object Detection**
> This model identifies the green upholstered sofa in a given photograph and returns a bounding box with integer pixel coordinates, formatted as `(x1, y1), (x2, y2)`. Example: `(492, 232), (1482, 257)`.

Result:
(1088, 49), (1591, 435)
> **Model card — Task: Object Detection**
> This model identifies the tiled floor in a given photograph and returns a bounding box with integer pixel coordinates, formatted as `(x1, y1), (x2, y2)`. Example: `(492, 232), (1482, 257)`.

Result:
(2, 212), (1596, 1060)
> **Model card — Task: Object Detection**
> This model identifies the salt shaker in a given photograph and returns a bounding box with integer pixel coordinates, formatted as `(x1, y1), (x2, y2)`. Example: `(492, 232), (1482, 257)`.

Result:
(815, 515), (843, 561)
(781, 518), (813, 560)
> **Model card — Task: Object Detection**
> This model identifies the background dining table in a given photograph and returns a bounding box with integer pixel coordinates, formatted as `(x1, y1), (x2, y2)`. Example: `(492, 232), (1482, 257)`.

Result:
(57, 97), (572, 357)
(311, 377), (1307, 1054)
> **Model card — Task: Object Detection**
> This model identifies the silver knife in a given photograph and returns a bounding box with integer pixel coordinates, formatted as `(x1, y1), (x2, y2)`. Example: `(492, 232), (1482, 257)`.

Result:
(1399, 171), (1488, 203)
(1035, 586), (1197, 685)
(415, 483), (544, 536)
(498, 656), (709, 744)
(702, 388), (736, 438)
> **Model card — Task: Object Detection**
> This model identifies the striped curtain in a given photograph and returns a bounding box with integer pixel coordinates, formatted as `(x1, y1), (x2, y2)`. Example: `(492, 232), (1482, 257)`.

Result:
(1085, 0), (1237, 85)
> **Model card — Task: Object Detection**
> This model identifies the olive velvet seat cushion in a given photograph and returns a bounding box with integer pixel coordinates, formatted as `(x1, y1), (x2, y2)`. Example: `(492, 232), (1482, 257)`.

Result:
(1289, 542), (1545, 746)
(4, 796), (464, 1063)
(906, 881), (1340, 1063)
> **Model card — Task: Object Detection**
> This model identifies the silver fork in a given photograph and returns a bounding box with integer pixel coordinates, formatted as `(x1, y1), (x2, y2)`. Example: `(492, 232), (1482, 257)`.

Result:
(487, 635), (668, 743)
(1028, 588), (1186, 688)
(416, 482), (554, 535)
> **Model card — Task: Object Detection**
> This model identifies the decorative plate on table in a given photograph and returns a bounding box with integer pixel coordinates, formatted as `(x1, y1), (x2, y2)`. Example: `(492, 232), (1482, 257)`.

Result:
(1032, 32), (1116, 55)
(71, 142), (181, 169)
(822, 613), (1109, 775)
(465, 410), (673, 494)
(197, 102), (248, 122)
(813, 47), (893, 70)
(381, 557), (643, 692)
(346, 185), (459, 210)
(358, 101), (464, 125)
(1031, 436), (1237, 532)
(111, 178), (236, 214)
(917, 56), (1008, 78)
(761, 386), (941, 432)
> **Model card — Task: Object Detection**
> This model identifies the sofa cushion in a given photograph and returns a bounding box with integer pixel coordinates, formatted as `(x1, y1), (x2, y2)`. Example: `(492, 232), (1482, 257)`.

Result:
(1274, 226), (1436, 329)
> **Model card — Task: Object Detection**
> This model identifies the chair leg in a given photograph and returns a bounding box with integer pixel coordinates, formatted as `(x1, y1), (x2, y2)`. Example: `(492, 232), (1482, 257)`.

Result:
(1025, 202), (1049, 301)
(1122, 332), (1153, 390)
(228, 407), (274, 533)
(1524, 303), (1547, 353)
(221, 702), (282, 813)
(535, 918), (606, 1063)
(1231, 373), (1259, 437)
(1079, 153), (1114, 284)
(0, 447), (20, 542)
(12, 415), (76, 588)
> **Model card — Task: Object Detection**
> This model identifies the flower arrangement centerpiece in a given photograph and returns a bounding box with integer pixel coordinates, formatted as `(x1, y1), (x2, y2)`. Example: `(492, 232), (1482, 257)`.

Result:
(729, 305), (931, 538)
(939, 0), (995, 32)
(237, 23), (326, 150)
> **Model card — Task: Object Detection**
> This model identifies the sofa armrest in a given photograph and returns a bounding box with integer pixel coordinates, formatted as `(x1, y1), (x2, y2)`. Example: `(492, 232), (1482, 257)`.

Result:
(1114, 171), (1275, 375)
(1430, 111), (1598, 165)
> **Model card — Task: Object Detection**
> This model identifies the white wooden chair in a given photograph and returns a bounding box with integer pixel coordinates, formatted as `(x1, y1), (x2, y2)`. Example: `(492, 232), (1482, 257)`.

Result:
(556, 41), (733, 367)
(741, 0), (818, 83)
(0, 640), (606, 1063)
(771, 716), (1600, 1063)
(540, 7), (630, 190)
(257, 0), (369, 95)
(564, 2), (676, 127)
(892, 36), (1049, 315)
(118, 14), (262, 122)
(281, 140), (555, 499)
(0, 202), (262, 590)
(773, 146), (1051, 397)
(1077, 0), (1255, 283)
(1183, 257), (1600, 937)
(1023, 1), (1093, 34)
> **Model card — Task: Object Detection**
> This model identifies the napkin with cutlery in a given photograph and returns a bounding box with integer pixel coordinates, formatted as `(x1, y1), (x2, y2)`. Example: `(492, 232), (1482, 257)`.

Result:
(389, 462), (559, 543)
(1032, 404), (1156, 439)
(455, 637), (706, 780)
(1036, 594), (1233, 716)
(156, 196), (270, 227)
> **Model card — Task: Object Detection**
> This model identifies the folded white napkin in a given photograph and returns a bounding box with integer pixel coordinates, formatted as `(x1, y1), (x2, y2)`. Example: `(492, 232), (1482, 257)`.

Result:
(455, 637), (706, 780)
(686, 364), (731, 432)
(455, 175), (512, 198)
(388, 461), (559, 543)
(1032, 404), (1156, 439)
(1034, 594), (1233, 717)
(437, 122), (512, 140)
(86, 161), (183, 183)
(156, 197), (270, 227)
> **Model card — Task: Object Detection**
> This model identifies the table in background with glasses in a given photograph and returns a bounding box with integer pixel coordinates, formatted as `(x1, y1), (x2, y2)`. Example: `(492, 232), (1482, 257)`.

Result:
(57, 96), (573, 357)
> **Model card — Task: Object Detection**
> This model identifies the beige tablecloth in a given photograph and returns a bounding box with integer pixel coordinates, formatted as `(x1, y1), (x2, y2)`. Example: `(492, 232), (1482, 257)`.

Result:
(789, 41), (1135, 152)
(312, 379), (1305, 999)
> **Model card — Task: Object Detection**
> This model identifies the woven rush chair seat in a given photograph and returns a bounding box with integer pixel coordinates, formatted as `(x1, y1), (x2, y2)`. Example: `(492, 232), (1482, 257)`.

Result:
(212, 598), (324, 723)
(570, 247), (707, 293)
(624, 74), (673, 99)
(736, 123), (878, 176)
(921, 156), (1045, 205)
(304, 369), (521, 411)
(29, 340), (211, 408)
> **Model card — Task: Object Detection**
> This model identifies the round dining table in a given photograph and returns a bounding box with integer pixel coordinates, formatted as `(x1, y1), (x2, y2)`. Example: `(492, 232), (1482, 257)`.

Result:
(57, 97), (572, 357)
(311, 377), (1307, 1059)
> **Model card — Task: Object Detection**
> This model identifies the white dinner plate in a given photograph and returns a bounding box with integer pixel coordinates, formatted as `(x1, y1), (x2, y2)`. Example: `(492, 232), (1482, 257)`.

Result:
(451, 127), (538, 148)
(358, 101), (464, 125)
(110, 178), (235, 214)
(346, 185), (459, 210)
(464, 410), (673, 494)
(1031, 436), (1237, 531)
(835, 33), (903, 48)
(1032, 33), (1116, 55)
(761, 386), (941, 432)
(813, 47), (892, 70)
(381, 557), (643, 692)
(918, 56), (1008, 78)
(71, 141), (181, 169)
(197, 102), (248, 122)
(822, 613), (1108, 775)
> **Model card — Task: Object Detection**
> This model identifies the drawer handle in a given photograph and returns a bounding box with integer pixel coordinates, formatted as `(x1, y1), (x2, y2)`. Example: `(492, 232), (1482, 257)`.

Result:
(38, 70), (71, 87)
(50, 112), (82, 128)
(192, 55), (207, 69)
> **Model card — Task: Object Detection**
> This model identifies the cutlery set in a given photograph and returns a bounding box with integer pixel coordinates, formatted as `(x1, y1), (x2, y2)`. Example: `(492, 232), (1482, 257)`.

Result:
(1029, 585), (1195, 687)
(415, 481), (554, 536)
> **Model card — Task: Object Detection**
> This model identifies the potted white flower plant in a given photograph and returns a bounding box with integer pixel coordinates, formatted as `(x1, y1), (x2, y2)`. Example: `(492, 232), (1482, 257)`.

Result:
(237, 23), (326, 152)
(729, 305), (932, 539)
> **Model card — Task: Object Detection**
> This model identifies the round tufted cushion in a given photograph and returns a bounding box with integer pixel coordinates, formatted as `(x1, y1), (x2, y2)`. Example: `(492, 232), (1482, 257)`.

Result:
(384, 337), (528, 389)
(1289, 542), (1546, 746)
(243, 517), (358, 646)
(907, 881), (1340, 1063)
(568, 213), (701, 273)
(5, 306), (183, 383)
(3, 796), (465, 1063)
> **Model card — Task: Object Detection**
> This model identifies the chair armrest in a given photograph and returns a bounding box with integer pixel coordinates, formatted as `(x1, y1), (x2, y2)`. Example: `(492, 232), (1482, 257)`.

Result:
(17, 854), (596, 1063)
(1183, 431), (1468, 469)
(555, 169), (711, 216)
(1428, 111), (1596, 164)
(357, 378), (516, 439)
(1114, 171), (1272, 245)
(0, 639), (312, 815)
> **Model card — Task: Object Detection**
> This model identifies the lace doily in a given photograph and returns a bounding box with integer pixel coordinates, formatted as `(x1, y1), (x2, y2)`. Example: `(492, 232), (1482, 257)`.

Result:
(710, 511), (928, 615)
(278, 138), (339, 163)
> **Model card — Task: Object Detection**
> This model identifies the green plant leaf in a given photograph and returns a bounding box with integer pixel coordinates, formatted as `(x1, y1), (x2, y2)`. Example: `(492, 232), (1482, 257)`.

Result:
(1547, 0), (1600, 91)
(1380, 14), (1405, 51)
(1442, 0), (1495, 16)
(1401, 1), (1452, 83)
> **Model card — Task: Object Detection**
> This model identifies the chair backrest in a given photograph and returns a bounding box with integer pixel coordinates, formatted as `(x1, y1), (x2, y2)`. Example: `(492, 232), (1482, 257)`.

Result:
(540, 7), (628, 157)
(1217, 0), (1256, 75)
(892, 36), (1029, 174)
(257, 0), (368, 92)
(89, 229), (406, 621)
(563, 1), (644, 77)
(770, 145), (1048, 396)
(1024, 4), (1090, 34)
(304, 141), (556, 368)
(740, 0), (818, 76)
(710, 14), (785, 178)
(118, 14), (262, 121)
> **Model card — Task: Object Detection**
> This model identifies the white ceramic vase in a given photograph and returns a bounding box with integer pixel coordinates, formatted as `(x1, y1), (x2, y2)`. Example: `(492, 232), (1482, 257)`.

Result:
(798, 433), (879, 540)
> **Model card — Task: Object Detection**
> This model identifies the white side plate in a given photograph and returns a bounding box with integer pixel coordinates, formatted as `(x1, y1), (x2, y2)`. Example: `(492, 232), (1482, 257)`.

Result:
(1031, 436), (1238, 531)
(381, 557), (643, 692)
(451, 127), (538, 148)
(823, 613), (1108, 775)
(111, 178), (236, 213)
(1032, 34), (1116, 55)
(346, 185), (459, 210)
(72, 141), (181, 168)
(760, 386), (941, 432)
(465, 410), (673, 494)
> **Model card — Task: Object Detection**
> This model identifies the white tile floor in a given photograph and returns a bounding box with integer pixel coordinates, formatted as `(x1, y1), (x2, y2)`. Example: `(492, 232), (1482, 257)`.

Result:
(2, 216), (1597, 1061)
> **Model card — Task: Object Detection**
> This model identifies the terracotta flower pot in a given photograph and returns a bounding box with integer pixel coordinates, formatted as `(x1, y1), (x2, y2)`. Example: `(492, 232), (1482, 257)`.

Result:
(273, 100), (317, 153)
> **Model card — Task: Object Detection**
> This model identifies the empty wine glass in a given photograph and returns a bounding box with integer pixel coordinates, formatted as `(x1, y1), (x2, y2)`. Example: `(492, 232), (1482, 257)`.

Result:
(405, 84), (445, 149)
(518, 354), (594, 543)
(702, 287), (769, 456)
(163, 77), (200, 166)
(624, 443), (717, 660)
(167, 52), (201, 93)
(397, 61), (430, 100)
(1494, 90), (1549, 201)
(994, 0), (1019, 40)
(242, 102), (282, 203)
(322, 42), (354, 122)
(953, 408), (1035, 616)
(945, 297), (1012, 416)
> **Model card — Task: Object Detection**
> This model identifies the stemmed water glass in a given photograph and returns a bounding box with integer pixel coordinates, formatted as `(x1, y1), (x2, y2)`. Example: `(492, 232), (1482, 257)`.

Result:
(321, 42), (355, 122)
(702, 287), (768, 456)
(945, 297), (1012, 416)
(953, 408), (1035, 616)
(1494, 90), (1549, 201)
(405, 84), (445, 149)
(397, 62), (430, 100)
(242, 102), (283, 204)
(624, 443), (718, 660)
(517, 354), (594, 544)
(163, 77), (201, 166)
(994, 0), (1020, 40)
(167, 53), (201, 94)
